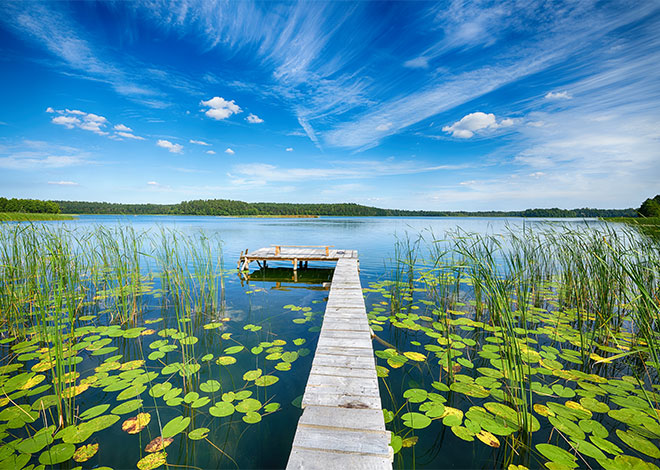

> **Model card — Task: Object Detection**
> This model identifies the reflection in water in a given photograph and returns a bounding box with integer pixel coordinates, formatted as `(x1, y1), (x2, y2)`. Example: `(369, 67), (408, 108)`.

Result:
(241, 267), (334, 290)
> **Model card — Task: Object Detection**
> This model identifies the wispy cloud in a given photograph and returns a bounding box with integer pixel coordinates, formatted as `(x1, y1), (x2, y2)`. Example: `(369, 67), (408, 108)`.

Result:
(206, 150), (216, 155)
(225, 148), (235, 155)
(157, 140), (183, 154)
(190, 139), (210, 146)
(545, 91), (572, 100)
(48, 180), (79, 186)
(0, 141), (91, 170)
(227, 159), (467, 186)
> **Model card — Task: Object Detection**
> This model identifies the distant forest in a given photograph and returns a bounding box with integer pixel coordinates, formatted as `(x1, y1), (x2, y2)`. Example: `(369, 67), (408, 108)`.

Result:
(0, 197), (60, 214)
(52, 199), (638, 218)
(0, 196), (640, 218)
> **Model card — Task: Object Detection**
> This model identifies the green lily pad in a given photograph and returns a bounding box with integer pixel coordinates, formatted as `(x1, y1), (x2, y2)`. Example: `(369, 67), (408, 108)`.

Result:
(401, 412), (432, 429)
(535, 443), (578, 467)
(236, 398), (262, 413)
(209, 402), (235, 417)
(451, 425), (475, 441)
(224, 345), (244, 354)
(264, 403), (280, 413)
(16, 425), (55, 453)
(243, 411), (262, 424)
(616, 429), (660, 458)
(111, 399), (143, 415)
(188, 428), (209, 440)
(243, 369), (262, 381)
(216, 356), (236, 366)
(570, 439), (607, 461)
(403, 388), (428, 403)
(549, 415), (585, 440)
(200, 380), (221, 393)
(254, 375), (279, 387)
(39, 443), (76, 465)
(589, 436), (622, 455)
(162, 416), (191, 438)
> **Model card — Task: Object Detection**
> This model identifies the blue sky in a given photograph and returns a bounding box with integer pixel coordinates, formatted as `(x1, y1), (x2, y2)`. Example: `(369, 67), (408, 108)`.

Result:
(0, 1), (658, 210)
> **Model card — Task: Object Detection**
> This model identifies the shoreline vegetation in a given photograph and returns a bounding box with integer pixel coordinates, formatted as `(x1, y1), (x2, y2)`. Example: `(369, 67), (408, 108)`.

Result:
(54, 199), (637, 218)
(0, 212), (77, 222)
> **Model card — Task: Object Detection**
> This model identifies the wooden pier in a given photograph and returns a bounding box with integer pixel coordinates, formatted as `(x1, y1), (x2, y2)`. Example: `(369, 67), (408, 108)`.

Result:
(238, 248), (392, 469)
(238, 245), (358, 272)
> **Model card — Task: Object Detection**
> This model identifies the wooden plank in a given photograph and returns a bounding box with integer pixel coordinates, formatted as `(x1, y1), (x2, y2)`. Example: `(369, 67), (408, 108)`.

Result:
(287, 257), (391, 470)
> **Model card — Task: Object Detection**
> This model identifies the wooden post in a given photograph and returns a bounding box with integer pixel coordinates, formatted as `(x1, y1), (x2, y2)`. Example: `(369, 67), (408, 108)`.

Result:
(325, 246), (329, 256)
(293, 259), (298, 272)
(275, 246), (280, 255)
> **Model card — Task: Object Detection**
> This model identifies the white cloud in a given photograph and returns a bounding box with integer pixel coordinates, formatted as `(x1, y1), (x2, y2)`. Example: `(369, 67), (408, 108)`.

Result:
(442, 112), (511, 138)
(45, 106), (54, 113)
(147, 181), (159, 185)
(376, 122), (392, 132)
(48, 180), (79, 186)
(403, 57), (429, 69)
(114, 124), (132, 132)
(157, 139), (183, 154)
(246, 113), (264, 124)
(116, 131), (145, 140)
(545, 91), (572, 100)
(50, 108), (108, 135)
(225, 148), (235, 155)
(206, 150), (216, 155)
(190, 139), (210, 146)
(286, 147), (294, 152)
(200, 97), (241, 120)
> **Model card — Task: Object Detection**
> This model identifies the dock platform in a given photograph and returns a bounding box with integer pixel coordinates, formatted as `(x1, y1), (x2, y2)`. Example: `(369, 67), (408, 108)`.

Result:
(238, 245), (358, 272)
(286, 258), (392, 469)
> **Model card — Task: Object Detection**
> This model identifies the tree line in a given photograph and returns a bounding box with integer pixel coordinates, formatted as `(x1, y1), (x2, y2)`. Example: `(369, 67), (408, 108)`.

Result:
(638, 195), (660, 217)
(0, 197), (60, 214)
(53, 199), (638, 218)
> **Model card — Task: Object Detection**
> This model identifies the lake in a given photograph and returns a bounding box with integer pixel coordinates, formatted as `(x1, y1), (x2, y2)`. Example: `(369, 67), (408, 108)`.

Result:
(2, 215), (657, 470)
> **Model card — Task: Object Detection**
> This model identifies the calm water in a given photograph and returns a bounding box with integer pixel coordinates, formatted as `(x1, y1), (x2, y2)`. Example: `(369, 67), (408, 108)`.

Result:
(2, 216), (612, 469)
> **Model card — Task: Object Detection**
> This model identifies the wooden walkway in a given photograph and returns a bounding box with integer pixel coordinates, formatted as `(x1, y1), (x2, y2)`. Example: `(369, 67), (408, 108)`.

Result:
(286, 258), (392, 469)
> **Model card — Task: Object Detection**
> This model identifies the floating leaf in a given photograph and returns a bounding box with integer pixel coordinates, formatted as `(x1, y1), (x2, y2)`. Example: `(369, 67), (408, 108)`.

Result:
(236, 398), (262, 413)
(224, 345), (244, 354)
(401, 412), (432, 429)
(451, 425), (475, 441)
(255, 375), (279, 387)
(243, 369), (262, 381)
(137, 451), (167, 470)
(616, 429), (660, 458)
(16, 425), (55, 453)
(145, 437), (173, 453)
(243, 411), (262, 424)
(209, 402), (235, 418)
(216, 356), (236, 366)
(535, 443), (577, 467)
(275, 362), (291, 371)
(162, 416), (190, 438)
(188, 428), (209, 440)
(589, 436), (622, 456)
(264, 403), (280, 413)
(403, 351), (426, 362)
(112, 399), (143, 415)
(73, 443), (99, 463)
(200, 380), (221, 393)
(476, 430), (500, 448)
(122, 413), (151, 434)
(403, 388), (428, 403)
(39, 443), (76, 465)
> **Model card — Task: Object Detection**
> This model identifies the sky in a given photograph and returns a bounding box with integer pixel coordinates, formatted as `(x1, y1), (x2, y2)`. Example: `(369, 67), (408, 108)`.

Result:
(0, 0), (658, 211)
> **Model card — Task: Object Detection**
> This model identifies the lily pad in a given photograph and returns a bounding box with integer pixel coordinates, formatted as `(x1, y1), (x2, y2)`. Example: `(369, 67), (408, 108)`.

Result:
(401, 412), (432, 429)
(200, 380), (221, 393)
(243, 411), (262, 424)
(162, 416), (190, 438)
(145, 437), (173, 453)
(122, 413), (151, 434)
(254, 375), (279, 387)
(73, 443), (99, 463)
(616, 429), (660, 458)
(188, 428), (209, 440)
(216, 356), (237, 366)
(39, 443), (76, 465)
(112, 399), (143, 415)
(403, 388), (428, 403)
(209, 402), (235, 418)
(137, 451), (167, 470)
